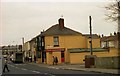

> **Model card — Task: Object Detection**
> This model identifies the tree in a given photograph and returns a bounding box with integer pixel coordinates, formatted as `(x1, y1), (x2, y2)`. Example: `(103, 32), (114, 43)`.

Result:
(105, 0), (120, 32)
(105, 0), (120, 49)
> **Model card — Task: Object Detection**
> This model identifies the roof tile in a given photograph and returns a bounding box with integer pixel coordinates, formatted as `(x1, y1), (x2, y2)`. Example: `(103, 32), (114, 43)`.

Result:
(41, 24), (82, 36)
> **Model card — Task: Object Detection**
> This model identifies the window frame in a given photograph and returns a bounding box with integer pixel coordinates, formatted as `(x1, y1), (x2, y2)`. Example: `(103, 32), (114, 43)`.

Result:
(53, 36), (59, 47)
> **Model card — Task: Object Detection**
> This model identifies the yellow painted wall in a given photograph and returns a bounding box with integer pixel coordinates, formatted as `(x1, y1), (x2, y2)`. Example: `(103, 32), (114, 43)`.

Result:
(60, 35), (87, 48)
(45, 36), (53, 49)
(46, 52), (53, 64)
(70, 48), (119, 64)
(65, 48), (70, 63)
(87, 39), (101, 48)
(45, 35), (102, 64)
(52, 52), (61, 64)
(45, 35), (87, 64)
(45, 35), (87, 49)
(59, 35), (87, 63)
(94, 48), (119, 57)
(46, 52), (61, 64)
(70, 52), (89, 64)
(37, 58), (42, 64)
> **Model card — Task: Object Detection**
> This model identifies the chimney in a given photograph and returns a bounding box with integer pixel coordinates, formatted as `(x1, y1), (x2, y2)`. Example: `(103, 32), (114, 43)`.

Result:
(102, 34), (104, 37)
(110, 33), (112, 36)
(114, 32), (116, 35)
(58, 18), (64, 29)
(41, 30), (44, 34)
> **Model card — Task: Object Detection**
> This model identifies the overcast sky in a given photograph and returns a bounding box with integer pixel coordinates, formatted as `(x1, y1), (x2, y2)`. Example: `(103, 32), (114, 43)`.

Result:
(0, 0), (117, 46)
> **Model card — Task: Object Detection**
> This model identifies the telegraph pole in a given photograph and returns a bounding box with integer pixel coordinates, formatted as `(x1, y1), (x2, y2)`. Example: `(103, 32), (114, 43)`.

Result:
(117, 1), (120, 50)
(22, 37), (25, 62)
(89, 16), (93, 55)
(116, 0), (120, 32)
(22, 37), (24, 51)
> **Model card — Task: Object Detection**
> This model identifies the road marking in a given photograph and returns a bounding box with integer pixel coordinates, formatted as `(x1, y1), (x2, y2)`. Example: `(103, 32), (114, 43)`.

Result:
(8, 64), (21, 70)
(8, 64), (15, 67)
(48, 67), (55, 69)
(21, 68), (27, 71)
(44, 73), (56, 76)
(48, 74), (56, 76)
(44, 73), (48, 75)
(55, 68), (59, 69)
(15, 64), (25, 65)
(15, 64), (20, 65)
(32, 71), (41, 74)
(15, 67), (19, 69)
(50, 75), (56, 76)
(48, 67), (59, 69)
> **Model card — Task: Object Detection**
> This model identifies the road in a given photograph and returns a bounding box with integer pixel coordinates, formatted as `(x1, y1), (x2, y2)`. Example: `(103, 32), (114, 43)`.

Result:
(2, 62), (115, 76)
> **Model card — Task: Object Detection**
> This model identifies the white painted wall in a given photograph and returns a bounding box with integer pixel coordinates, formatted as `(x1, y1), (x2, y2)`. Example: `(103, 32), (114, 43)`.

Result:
(108, 41), (115, 47)
(101, 42), (107, 48)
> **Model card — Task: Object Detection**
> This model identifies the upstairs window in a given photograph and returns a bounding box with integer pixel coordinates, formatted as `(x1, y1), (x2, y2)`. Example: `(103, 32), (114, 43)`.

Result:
(53, 36), (59, 47)
(41, 38), (44, 47)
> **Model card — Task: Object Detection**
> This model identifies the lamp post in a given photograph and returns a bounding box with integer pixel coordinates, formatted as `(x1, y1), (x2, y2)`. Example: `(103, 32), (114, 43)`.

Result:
(89, 16), (93, 55)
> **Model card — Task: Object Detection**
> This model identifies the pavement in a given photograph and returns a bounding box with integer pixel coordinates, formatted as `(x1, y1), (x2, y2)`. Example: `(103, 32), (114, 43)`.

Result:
(29, 62), (120, 75)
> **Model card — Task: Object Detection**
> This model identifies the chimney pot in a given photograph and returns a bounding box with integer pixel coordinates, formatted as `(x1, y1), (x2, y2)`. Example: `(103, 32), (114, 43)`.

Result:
(114, 32), (116, 35)
(102, 34), (104, 37)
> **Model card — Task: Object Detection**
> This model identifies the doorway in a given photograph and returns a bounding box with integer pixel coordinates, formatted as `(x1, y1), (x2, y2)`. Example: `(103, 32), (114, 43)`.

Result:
(61, 51), (64, 63)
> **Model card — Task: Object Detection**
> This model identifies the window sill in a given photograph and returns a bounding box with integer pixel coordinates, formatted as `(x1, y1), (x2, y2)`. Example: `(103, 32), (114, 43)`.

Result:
(54, 45), (59, 47)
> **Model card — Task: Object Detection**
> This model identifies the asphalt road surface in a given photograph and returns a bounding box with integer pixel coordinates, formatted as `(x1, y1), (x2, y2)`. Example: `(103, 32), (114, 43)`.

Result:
(2, 63), (116, 76)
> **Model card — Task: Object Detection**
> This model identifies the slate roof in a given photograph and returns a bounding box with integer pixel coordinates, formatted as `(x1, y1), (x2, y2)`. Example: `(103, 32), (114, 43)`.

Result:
(83, 34), (100, 39)
(29, 37), (36, 42)
(2, 46), (16, 50)
(40, 24), (82, 36)
(2, 45), (22, 50)
(101, 35), (118, 42)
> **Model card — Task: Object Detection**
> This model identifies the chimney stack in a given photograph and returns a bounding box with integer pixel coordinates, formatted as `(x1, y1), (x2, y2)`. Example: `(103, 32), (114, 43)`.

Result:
(102, 34), (104, 37)
(58, 18), (64, 29)
(114, 32), (116, 35)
